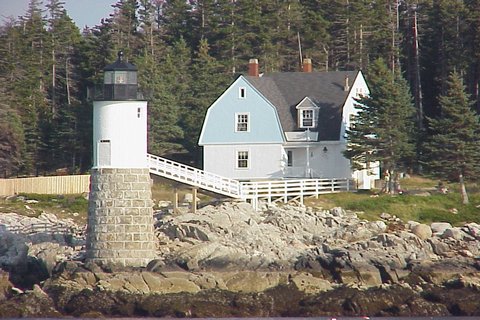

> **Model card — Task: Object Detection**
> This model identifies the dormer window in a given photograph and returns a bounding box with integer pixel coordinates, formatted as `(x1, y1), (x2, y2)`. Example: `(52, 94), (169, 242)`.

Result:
(301, 109), (315, 128)
(295, 97), (319, 129)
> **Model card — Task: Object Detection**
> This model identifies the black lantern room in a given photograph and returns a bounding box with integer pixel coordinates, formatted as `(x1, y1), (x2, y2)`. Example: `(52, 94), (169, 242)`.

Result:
(102, 51), (138, 100)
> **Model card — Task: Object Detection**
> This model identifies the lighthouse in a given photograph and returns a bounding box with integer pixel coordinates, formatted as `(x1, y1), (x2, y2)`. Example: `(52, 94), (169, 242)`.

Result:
(86, 51), (157, 267)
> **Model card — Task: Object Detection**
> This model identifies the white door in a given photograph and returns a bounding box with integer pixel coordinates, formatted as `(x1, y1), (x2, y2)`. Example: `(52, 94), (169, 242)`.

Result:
(98, 140), (111, 167)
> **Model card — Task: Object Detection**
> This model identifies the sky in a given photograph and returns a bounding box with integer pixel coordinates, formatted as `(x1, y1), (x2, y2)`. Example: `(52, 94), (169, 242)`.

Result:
(0, 0), (118, 28)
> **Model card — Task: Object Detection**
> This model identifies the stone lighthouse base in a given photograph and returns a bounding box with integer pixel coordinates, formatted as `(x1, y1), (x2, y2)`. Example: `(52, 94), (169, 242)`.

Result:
(86, 168), (157, 267)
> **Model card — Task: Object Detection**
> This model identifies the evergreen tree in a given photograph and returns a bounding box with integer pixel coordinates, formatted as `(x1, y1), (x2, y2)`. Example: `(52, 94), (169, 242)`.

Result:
(464, 0), (480, 112)
(368, 0), (401, 72)
(299, 0), (331, 71)
(0, 85), (25, 176)
(421, 0), (467, 117)
(271, 0), (304, 71)
(16, 0), (49, 174)
(158, 0), (193, 45)
(110, 0), (141, 55)
(137, 39), (188, 156)
(138, 0), (158, 57)
(344, 58), (416, 191)
(229, 0), (265, 70)
(190, 0), (226, 48)
(3, 0), (480, 174)
(423, 72), (480, 204)
(46, 0), (81, 110)
(44, 0), (85, 172)
(181, 39), (230, 162)
(0, 110), (24, 176)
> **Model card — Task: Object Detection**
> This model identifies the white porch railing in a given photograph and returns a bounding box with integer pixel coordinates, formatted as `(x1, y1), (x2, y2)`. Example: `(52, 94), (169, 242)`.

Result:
(147, 154), (353, 208)
(241, 178), (351, 208)
(147, 154), (242, 198)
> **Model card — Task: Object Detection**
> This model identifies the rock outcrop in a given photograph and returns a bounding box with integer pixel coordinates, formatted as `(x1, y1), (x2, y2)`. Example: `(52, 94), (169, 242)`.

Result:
(155, 201), (479, 288)
(0, 199), (479, 317)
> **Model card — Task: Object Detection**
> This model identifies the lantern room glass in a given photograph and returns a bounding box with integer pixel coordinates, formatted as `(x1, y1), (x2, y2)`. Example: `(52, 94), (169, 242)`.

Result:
(104, 71), (137, 85)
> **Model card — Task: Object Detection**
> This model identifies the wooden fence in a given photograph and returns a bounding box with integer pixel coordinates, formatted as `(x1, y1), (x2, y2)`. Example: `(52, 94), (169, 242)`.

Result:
(0, 175), (90, 196)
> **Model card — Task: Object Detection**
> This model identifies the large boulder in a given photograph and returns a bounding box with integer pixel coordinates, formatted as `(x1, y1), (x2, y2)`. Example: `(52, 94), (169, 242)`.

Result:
(0, 284), (62, 318)
(0, 231), (28, 270)
(431, 222), (453, 235)
(411, 224), (432, 240)
(441, 227), (466, 240)
(0, 270), (12, 301)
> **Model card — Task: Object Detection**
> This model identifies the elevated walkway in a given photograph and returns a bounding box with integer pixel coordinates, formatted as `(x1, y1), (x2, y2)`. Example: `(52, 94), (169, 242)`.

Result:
(147, 154), (241, 198)
(147, 153), (353, 208)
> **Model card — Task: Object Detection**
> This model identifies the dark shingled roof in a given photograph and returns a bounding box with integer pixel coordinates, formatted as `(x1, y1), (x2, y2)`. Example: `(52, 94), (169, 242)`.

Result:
(245, 71), (359, 141)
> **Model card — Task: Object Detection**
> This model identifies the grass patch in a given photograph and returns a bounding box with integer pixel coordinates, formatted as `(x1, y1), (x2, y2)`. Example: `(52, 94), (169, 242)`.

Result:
(400, 175), (438, 189)
(0, 193), (89, 224)
(2, 175), (478, 226)
(306, 178), (480, 225)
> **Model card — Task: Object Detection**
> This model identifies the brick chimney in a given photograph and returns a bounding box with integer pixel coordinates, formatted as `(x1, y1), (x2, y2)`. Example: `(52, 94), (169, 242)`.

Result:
(302, 58), (312, 72)
(248, 59), (259, 77)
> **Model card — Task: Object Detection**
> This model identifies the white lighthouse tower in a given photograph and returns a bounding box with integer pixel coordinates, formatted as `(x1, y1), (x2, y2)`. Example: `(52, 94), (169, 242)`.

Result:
(92, 51), (147, 169)
(86, 51), (157, 267)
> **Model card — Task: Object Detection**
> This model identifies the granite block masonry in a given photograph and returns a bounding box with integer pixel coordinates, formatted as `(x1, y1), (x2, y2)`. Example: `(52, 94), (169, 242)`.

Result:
(86, 168), (157, 267)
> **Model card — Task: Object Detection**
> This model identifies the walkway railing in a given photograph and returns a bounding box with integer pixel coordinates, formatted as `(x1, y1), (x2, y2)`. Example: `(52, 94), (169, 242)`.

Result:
(147, 154), (354, 208)
(147, 154), (242, 198)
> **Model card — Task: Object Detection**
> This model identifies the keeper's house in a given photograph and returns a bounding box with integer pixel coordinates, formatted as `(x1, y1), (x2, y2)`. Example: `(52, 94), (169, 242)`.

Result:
(199, 59), (379, 189)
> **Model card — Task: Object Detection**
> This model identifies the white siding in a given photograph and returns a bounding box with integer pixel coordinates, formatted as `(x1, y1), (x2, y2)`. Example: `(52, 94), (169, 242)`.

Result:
(340, 71), (370, 141)
(93, 100), (148, 168)
(310, 144), (352, 178)
(203, 144), (284, 180)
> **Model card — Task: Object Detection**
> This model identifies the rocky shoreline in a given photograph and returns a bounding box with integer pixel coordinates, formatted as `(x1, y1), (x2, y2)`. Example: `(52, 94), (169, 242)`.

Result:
(0, 200), (479, 317)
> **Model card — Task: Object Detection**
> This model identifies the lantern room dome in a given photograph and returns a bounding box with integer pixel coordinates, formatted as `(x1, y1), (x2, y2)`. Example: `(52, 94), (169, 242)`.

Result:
(104, 51), (137, 72)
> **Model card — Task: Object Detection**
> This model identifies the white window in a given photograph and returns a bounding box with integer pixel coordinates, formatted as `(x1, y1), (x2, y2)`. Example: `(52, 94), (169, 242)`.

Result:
(239, 87), (246, 98)
(349, 114), (356, 129)
(356, 87), (365, 98)
(235, 113), (249, 132)
(300, 109), (315, 128)
(237, 151), (249, 169)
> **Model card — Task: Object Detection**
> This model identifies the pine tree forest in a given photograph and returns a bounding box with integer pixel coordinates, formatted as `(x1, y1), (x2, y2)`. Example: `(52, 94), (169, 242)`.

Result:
(2, 0), (480, 181)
